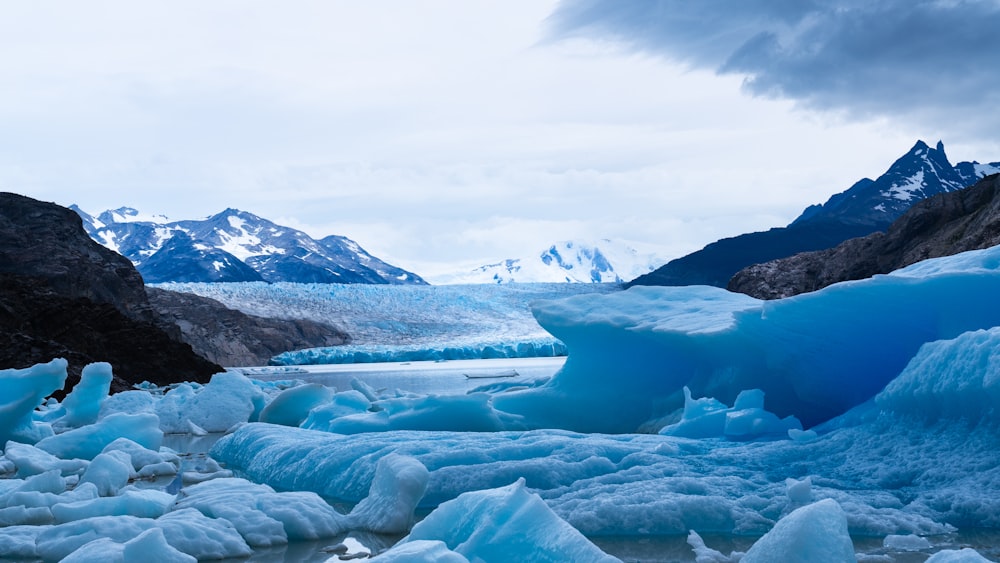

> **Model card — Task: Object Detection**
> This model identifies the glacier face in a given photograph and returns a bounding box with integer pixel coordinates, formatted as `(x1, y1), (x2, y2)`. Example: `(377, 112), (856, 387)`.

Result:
(154, 281), (618, 350)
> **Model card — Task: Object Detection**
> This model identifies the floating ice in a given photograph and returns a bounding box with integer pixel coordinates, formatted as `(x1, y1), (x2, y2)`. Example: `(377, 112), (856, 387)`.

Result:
(155, 371), (265, 433)
(324, 393), (521, 434)
(51, 489), (174, 522)
(370, 539), (470, 562)
(0, 358), (66, 445)
(300, 390), (372, 431)
(497, 246), (1000, 431)
(740, 499), (854, 563)
(258, 383), (334, 427)
(35, 412), (162, 460)
(47, 362), (113, 430)
(60, 528), (195, 563)
(77, 450), (133, 496)
(924, 548), (993, 562)
(399, 478), (620, 562)
(347, 453), (429, 534)
(660, 387), (801, 440)
(3, 442), (87, 478)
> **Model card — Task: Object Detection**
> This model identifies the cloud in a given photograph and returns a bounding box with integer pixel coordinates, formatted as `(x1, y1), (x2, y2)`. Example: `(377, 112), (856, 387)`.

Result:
(547, 0), (1000, 137)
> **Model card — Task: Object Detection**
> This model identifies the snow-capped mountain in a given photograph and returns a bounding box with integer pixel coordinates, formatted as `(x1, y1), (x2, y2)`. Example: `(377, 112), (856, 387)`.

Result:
(792, 140), (1000, 227)
(432, 240), (663, 284)
(71, 206), (427, 285)
(630, 140), (1000, 288)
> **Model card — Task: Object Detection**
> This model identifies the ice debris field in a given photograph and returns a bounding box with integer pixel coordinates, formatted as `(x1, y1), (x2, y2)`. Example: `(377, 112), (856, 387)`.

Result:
(6, 247), (1000, 560)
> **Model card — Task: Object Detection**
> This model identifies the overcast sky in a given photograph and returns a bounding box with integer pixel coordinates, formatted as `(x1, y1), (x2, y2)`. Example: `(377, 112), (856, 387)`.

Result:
(3, 1), (999, 277)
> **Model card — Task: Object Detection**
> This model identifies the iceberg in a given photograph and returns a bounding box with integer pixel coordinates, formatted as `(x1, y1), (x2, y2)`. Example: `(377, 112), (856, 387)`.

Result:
(494, 246), (1000, 431)
(396, 478), (620, 562)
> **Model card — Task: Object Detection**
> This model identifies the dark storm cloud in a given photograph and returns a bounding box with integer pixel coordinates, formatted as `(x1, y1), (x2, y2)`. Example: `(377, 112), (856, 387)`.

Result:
(548, 0), (1000, 134)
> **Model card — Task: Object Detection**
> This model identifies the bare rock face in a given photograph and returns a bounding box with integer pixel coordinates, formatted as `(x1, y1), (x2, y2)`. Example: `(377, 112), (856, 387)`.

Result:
(728, 174), (1000, 299)
(0, 192), (222, 393)
(147, 287), (349, 367)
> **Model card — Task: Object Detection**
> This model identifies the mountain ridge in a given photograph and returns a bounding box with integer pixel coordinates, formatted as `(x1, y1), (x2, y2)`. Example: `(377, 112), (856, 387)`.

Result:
(728, 173), (1000, 299)
(628, 140), (1000, 288)
(73, 206), (427, 285)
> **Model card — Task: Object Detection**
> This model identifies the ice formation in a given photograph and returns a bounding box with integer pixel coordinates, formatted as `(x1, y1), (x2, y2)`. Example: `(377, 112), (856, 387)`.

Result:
(396, 478), (620, 562)
(6, 247), (1000, 559)
(495, 245), (1000, 431)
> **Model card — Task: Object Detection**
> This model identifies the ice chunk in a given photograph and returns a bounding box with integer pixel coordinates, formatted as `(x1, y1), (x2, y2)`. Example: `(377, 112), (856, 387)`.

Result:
(370, 539), (470, 562)
(98, 389), (156, 419)
(686, 530), (742, 562)
(78, 451), (133, 496)
(49, 362), (113, 430)
(258, 383), (334, 427)
(924, 548), (993, 562)
(35, 515), (154, 561)
(347, 453), (429, 534)
(156, 371), (266, 433)
(327, 393), (518, 434)
(101, 437), (180, 475)
(883, 534), (931, 551)
(741, 499), (854, 563)
(661, 387), (801, 440)
(154, 508), (253, 559)
(0, 359), (67, 445)
(401, 478), (619, 562)
(500, 246), (1000, 431)
(876, 327), (1000, 422)
(172, 477), (340, 545)
(300, 390), (372, 431)
(51, 489), (174, 522)
(61, 528), (196, 563)
(35, 412), (162, 460)
(3, 442), (88, 477)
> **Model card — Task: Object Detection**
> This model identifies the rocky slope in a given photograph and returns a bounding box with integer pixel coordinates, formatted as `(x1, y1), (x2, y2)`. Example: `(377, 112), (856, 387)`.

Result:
(728, 174), (1000, 299)
(146, 287), (349, 366)
(0, 192), (222, 394)
(630, 141), (1000, 288)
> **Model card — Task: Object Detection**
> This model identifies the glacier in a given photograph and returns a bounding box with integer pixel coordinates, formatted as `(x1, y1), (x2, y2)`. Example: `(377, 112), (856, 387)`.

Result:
(6, 247), (1000, 560)
(152, 281), (617, 356)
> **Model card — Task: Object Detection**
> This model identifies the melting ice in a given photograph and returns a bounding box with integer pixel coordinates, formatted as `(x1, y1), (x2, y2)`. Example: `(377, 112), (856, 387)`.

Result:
(6, 246), (1000, 560)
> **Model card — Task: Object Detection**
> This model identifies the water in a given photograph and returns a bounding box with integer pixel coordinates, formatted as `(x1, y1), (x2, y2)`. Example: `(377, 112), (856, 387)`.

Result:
(250, 356), (567, 395)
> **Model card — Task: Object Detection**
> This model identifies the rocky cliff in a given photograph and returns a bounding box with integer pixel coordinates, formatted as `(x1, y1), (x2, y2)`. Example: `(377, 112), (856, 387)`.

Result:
(147, 287), (349, 366)
(0, 192), (222, 393)
(728, 174), (1000, 299)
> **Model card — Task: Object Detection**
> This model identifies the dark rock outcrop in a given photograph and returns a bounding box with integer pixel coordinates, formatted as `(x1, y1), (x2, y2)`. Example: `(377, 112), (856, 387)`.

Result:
(0, 192), (222, 394)
(146, 287), (349, 366)
(728, 174), (1000, 299)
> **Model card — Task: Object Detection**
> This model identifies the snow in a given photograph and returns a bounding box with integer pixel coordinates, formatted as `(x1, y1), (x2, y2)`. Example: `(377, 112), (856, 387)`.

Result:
(885, 169), (925, 201)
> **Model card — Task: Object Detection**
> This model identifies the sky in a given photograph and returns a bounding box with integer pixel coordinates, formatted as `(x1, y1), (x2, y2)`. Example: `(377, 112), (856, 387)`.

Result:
(2, 1), (1000, 278)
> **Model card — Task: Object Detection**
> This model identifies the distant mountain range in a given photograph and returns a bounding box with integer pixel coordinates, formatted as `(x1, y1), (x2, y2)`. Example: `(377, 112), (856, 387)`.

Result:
(629, 140), (1000, 288)
(431, 240), (663, 284)
(71, 206), (427, 285)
